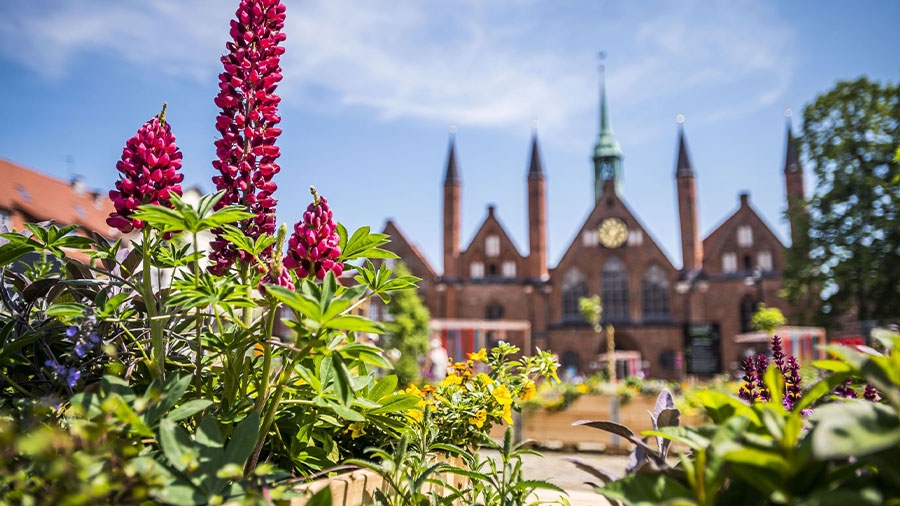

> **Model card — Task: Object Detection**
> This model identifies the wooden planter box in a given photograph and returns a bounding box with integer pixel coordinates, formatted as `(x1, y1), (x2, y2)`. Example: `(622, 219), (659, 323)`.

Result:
(519, 394), (701, 451)
(284, 455), (468, 506)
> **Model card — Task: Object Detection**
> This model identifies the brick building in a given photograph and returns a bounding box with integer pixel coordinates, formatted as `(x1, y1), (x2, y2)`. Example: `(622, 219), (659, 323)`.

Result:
(380, 74), (806, 379)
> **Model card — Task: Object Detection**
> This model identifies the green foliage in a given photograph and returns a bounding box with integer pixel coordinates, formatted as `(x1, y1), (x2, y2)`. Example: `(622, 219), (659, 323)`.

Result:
(574, 338), (900, 506)
(578, 295), (602, 332)
(382, 262), (430, 386)
(751, 304), (787, 335)
(456, 427), (566, 506)
(785, 77), (900, 324)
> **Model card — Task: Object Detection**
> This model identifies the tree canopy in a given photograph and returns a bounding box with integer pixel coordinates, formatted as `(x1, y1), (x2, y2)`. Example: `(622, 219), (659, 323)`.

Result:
(786, 77), (900, 325)
(383, 262), (430, 386)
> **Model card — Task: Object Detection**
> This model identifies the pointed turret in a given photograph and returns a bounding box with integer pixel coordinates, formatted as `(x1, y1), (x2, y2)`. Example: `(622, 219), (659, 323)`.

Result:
(674, 123), (702, 271)
(783, 114), (806, 247)
(442, 132), (461, 282)
(675, 127), (694, 176)
(528, 133), (544, 179)
(783, 119), (801, 174)
(444, 134), (461, 184)
(526, 130), (548, 280)
(592, 60), (624, 200)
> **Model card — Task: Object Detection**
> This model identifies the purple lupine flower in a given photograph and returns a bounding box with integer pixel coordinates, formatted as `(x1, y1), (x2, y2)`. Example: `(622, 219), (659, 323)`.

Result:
(863, 383), (879, 402)
(107, 104), (184, 234)
(66, 326), (78, 338)
(284, 187), (344, 280)
(258, 264), (294, 295)
(738, 355), (758, 403)
(208, 0), (287, 275)
(783, 356), (803, 411)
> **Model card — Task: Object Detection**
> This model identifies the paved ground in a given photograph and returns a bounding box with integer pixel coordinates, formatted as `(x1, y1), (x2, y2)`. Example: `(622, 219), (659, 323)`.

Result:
(479, 449), (629, 505)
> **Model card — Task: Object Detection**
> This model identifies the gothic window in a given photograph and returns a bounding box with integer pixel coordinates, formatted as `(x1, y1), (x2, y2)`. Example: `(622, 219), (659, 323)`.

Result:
(722, 252), (737, 273)
(485, 303), (505, 320)
(602, 257), (629, 321)
(740, 295), (758, 333)
(758, 250), (773, 272)
(627, 230), (643, 247)
(470, 261), (484, 279)
(485, 235), (500, 257)
(582, 230), (598, 247)
(502, 261), (516, 278)
(562, 268), (587, 321)
(737, 225), (753, 247)
(641, 264), (670, 319)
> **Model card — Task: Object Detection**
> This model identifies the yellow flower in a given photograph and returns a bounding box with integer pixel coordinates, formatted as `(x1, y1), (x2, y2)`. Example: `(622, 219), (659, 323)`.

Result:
(468, 348), (488, 362)
(576, 383), (589, 394)
(492, 385), (513, 407)
(520, 381), (536, 401)
(501, 404), (514, 425)
(468, 409), (487, 428)
(408, 408), (423, 422)
(476, 373), (494, 386)
(403, 384), (422, 397)
(440, 374), (462, 387)
(348, 422), (366, 439)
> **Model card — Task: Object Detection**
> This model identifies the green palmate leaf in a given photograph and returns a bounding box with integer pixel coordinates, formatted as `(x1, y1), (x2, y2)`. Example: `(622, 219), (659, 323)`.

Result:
(328, 400), (366, 422)
(167, 400), (214, 422)
(223, 410), (260, 468)
(0, 242), (38, 266)
(339, 225), (398, 261)
(595, 472), (694, 506)
(201, 206), (255, 229)
(368, 375), (398, 401)
(369, 393), (422, 415)
(159, 418), (198, 473)
(330, 353), (353, 406)
(811, 400), (900, 460)
(266, 284), (322, 321)
(132, 204), (189, 233)
(323, 314), (383, 333)
(45, 302), (88, 319)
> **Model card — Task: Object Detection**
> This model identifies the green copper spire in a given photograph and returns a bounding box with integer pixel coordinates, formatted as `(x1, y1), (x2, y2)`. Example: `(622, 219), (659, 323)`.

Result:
(592, 54), (623, 200)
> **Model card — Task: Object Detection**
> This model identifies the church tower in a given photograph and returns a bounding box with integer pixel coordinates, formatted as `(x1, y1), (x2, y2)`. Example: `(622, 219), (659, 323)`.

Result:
(675, 124), (703, 271)
(527, 129), (548, 280)
(783, 116), (806, 248)
(442, 132), (461, 280)
(593, 61), (624, 200)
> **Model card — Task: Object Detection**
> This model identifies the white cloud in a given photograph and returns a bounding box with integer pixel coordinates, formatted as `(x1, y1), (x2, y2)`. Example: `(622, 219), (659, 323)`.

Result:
(0, 0), (795, 133)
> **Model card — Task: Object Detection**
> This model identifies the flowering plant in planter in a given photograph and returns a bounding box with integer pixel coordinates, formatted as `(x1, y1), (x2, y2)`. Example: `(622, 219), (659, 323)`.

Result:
(0, 0), (429, 502)
(402, 341), (560, 448)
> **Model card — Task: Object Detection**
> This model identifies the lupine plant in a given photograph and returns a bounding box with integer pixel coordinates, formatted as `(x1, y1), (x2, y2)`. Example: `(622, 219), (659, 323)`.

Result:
(0, 0), (433, 502)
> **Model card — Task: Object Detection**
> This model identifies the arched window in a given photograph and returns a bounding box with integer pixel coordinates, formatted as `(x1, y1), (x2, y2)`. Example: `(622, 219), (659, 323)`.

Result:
(485, 303), (505, 320)
(562, 268), (587, 321)
(740, 295), (758, 333)
(601, 257), (629, 321)
(641, 264), (670, 319)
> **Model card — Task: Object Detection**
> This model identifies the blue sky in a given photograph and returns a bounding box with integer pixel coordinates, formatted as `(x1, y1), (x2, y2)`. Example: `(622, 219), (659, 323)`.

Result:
(1, 0), (898, 270)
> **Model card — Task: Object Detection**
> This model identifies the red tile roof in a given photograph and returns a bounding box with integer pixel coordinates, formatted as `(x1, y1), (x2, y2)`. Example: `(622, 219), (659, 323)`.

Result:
(0, 158), (121, 239)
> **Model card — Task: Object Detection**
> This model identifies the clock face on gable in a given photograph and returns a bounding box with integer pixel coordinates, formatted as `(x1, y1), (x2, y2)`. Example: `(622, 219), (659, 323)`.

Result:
(598, 217), (628, 248)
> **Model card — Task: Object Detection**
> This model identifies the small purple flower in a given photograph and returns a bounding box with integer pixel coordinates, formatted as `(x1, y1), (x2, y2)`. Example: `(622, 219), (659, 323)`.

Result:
(771, 335), (785, 374)
(755, 354), (771, 401)
(738, 355), (758, 403)
(74, 342), (89, 358)
(66, 369), (81, 388)
(89, 333), (99, 344)
(66, 326), (78, 338)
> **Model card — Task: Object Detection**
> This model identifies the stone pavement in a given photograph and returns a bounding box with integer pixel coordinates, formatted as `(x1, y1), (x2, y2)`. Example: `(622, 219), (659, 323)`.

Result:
(479, 449), (629, 505)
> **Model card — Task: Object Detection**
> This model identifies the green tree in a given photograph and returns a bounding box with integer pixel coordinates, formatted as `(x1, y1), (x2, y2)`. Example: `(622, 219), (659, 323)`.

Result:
(785, 77), (900, 325)
(383, 262), (431, 386)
